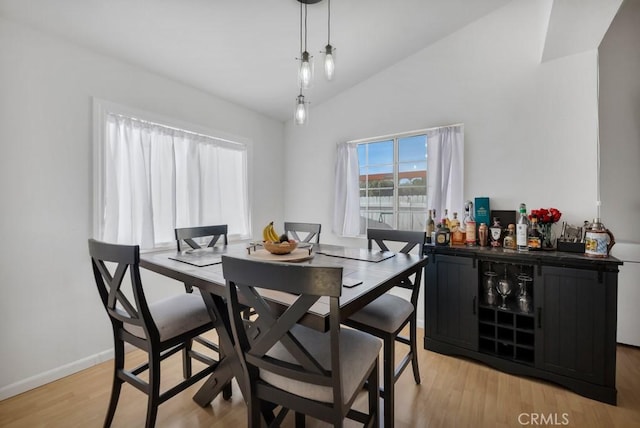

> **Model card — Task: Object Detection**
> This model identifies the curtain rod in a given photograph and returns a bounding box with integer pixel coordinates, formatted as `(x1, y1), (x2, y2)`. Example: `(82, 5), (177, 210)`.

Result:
(345, 123), (464, 145)
(108, 111), (245, 148)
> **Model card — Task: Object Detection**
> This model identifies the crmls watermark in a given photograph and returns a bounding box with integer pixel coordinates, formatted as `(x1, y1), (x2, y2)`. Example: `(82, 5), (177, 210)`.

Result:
(518, 413), (570, 426)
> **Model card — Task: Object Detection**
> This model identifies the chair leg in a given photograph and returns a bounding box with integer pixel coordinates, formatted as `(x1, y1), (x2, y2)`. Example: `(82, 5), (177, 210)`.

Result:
(145, 351), (161, 428)
(183, 341), (193, 379)
(409, 318), (421, 384)
(294, 412), (306, 427)
(368, 357), (380, 428)
(382, 335), (395, 428)
(104, 339), (125, 428)
(250, 397), (264, 428)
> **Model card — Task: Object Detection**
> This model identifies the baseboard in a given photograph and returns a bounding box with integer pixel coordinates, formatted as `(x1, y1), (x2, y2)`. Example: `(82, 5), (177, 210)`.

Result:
(0, 349), (114, 401)
(0, 317), (427, 402)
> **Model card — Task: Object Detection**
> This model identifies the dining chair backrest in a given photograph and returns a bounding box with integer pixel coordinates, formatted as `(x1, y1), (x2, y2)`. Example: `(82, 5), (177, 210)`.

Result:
(88, 239), (160, 343)
(223, 256), (342, 387)
(222, 255), (380, 425)
(367, 228), (426, 291)
(284, 222), (321, 243)
(175, 224), (228, 252)
(367, 228), (426, 255)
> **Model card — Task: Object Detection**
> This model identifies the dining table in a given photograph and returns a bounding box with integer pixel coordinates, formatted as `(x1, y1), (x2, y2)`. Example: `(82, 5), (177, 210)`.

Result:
(139, 241), (428, 424)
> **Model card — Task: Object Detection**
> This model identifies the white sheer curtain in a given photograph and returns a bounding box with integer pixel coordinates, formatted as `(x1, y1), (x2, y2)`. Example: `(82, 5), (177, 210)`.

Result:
(333, 142), (361, 237)
(426, 124), (464, 222)
(333, 124), (464, 237)
(100, 114), (249, 249)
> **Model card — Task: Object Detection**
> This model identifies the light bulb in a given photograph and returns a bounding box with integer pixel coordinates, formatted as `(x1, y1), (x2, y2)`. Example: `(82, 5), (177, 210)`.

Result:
(323, 44), (335, 80)
(298, 51), (313, 89)
(294, 94), (308, 125)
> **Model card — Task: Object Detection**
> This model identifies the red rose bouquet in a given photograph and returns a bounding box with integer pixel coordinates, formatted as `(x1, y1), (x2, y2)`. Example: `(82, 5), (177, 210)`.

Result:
(529, 208), (562, 224)
(529, 208), (562, 249)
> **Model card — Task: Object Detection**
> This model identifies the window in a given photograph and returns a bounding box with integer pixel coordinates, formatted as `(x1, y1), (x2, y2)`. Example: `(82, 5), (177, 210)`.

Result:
(357, 133), (427, 232)
(93, 99), (251, 249)
(334, 124), (463, 238)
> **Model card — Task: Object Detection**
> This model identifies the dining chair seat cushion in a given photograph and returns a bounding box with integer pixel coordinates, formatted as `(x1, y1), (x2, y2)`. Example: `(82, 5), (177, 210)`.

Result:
(347, 294), (413, 334)
(123, 294), (211, 342)
(260, 325), (382, 404)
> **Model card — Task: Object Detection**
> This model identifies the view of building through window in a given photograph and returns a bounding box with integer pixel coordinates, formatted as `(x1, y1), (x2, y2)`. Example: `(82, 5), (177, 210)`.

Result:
(358, 133), (427, 232)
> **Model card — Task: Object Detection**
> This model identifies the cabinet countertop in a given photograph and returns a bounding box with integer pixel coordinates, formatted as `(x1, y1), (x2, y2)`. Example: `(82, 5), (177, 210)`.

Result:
(423, 244), (623, 271)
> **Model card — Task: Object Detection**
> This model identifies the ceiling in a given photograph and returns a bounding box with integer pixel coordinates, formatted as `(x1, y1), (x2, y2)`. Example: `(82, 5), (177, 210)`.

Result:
(0, 0), (512, 122)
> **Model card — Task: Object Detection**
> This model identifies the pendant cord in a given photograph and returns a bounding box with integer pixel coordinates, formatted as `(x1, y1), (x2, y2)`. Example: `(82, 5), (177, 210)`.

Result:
(304, 4), (308, 51)
(299, 2), (303, 55)
(327, 0), (331, 44)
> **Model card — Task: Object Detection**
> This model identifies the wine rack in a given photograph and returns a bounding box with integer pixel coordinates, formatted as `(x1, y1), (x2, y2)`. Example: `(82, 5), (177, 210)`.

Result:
(478, 261), (535, 365)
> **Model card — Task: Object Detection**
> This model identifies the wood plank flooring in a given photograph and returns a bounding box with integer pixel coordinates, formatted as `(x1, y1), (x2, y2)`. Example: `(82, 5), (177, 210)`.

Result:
(1, 330), (639, 427)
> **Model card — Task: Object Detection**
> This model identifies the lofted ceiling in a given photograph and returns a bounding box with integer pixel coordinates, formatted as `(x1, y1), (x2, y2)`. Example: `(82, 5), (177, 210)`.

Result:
(0, 0), (513, 122)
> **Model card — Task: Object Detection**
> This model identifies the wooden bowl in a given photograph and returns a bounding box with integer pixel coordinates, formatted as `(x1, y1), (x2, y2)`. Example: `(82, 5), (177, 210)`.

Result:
(263, 240), (298, 255)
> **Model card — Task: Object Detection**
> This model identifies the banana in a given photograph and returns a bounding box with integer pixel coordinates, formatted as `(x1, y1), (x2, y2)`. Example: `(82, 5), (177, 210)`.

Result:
(263, 222), (274, 242)
(269, 223), (280, 242)
(262, 221), (280, 242)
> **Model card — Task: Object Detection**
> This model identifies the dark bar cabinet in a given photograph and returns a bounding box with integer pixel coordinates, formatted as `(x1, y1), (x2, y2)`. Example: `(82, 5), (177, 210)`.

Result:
(423, 245), (622, 404)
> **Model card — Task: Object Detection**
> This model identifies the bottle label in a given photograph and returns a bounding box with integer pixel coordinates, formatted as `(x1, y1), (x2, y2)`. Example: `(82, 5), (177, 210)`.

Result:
(466, 221), (476, 245)
(528, 236), (541, 249)
(516, 224), (528, 247)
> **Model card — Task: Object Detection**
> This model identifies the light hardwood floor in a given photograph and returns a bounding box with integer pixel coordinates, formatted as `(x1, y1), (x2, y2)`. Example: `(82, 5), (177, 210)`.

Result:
(1, 329), (639, 427)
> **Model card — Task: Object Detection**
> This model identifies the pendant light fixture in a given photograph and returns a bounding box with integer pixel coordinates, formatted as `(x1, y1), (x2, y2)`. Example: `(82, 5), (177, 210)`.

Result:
(297, 1), (314, 89)
(322, 0), (335, 80)
(294, 91), (309, 125)
(294, 0), (335, 125)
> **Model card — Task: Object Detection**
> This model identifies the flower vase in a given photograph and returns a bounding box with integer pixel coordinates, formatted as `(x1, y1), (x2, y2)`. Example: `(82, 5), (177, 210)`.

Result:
(540, 223), (556, 250)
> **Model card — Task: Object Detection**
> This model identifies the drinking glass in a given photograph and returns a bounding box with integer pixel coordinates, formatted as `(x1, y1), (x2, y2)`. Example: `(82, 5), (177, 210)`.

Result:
(517, 273), (533, 313)
(496, 266), (512, 309)
(484, 271), (498, 306)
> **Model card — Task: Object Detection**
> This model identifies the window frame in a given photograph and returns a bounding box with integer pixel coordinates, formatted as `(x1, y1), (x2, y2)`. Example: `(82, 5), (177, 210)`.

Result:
(352, 129), (428, 235)
(92, 98), (253, 249)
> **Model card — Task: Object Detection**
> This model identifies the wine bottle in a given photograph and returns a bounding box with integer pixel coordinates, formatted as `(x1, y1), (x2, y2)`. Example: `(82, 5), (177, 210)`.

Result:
(426, 209), (435, 244)
(516, 203), (529, 252)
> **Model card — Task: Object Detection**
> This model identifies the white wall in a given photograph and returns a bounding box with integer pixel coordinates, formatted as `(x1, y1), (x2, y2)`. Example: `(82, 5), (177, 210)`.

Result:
(599, 0), (640, 346)
(0, 17), (284, 398)
(283, 0), (601, 325)
(600, 0), (640, 244)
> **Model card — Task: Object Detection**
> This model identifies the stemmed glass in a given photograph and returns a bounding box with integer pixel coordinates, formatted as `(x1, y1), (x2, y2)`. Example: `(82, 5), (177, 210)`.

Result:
(484, 270), (498, 306)
(496, 265), (512, 310)
(517, 273), (533, 313)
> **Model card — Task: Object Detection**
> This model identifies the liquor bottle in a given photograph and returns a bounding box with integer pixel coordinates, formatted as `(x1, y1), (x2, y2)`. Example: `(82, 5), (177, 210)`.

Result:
(527, 216), (542, 250)
(435, 221), (450, 246)
(503, 224), (517, 250)
(464, 200), (477, 246)
(450, 212), (464, 246)
(426, 209), (435, 244)
(490, 217), (503, 247)
(516, 203), (529, 252)
(443, 209), (450, 229)
(430, 209), (437, 244)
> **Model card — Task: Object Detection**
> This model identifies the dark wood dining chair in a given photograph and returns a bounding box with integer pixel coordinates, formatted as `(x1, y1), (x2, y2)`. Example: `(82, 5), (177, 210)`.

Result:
(88, 239), (219, 428)
(175, 224), (228, 294)
(343, 228), (426, 427)
(284, 221), (321, 243)
(222, 256), (381, 427)
(174, 224), (234, 397)
(175, 224), (228, 252)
